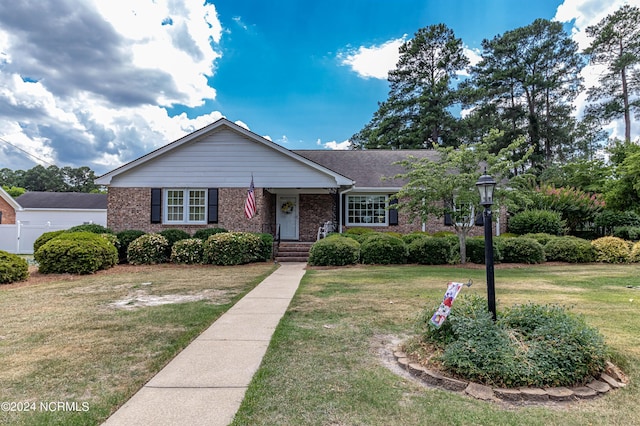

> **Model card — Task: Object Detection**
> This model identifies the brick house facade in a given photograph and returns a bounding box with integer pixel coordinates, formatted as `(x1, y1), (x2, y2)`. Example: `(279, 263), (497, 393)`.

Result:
(97, 118), (506, 242)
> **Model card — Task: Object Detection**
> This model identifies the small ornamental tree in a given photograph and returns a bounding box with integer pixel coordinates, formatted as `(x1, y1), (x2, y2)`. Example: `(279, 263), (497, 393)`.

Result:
(532, 184), (605, 233)
(392, 130), (530, 263)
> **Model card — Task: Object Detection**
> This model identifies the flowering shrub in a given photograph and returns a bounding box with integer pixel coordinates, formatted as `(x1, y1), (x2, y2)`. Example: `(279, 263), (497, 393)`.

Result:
(115, 230), (146, 263)
(203, 232), (262, 266)
(591, 236), (631, 263)
(159, 229), (191, 248)
(127, 233), (170, 265)
(171, 238), (204, 264)
(0, 250), (29, 284)
(533, 185), (605, 232)
(631, 242), (640, 263)
(193, 227), (228, 240)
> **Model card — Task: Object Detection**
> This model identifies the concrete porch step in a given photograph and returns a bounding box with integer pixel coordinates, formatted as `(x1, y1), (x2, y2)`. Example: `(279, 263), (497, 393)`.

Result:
(276, 242), (313, 263)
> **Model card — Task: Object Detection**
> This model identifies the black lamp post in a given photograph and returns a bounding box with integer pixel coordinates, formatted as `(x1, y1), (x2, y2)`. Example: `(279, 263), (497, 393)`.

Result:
(476, 170), (497, 321)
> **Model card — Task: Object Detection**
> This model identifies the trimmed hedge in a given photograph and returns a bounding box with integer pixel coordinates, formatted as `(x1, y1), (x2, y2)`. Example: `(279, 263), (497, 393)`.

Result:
(544, 236), (595, 263)
(203, 232), (262, 266)
(631, 242), (640, 263)
(115, 230), (146, 263)
(500, 237), (545, 264)
(67, 224), (113, 234)
(360, 233), (407, 265)
(407, 237), (451, 265)
(591, 236), (631, 263)
(170, 238), (204, 264)
(256, 233), (274, 261)
(158, 229), (191, 248)
(308, 235), (360, 266)
(127, 233), (170, 265)
(193, 227), (228, 241)
(33, 230), (66, 253)
(508, 210), (565, 236)
(0, 250), (29, 284)
(35, 232), (118, 274)
(613, 226), (640, 241)
(521, 233), (557, 246)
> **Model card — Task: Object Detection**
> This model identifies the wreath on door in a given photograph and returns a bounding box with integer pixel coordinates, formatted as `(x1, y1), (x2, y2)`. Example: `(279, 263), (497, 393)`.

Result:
(281, 201), (295, 214)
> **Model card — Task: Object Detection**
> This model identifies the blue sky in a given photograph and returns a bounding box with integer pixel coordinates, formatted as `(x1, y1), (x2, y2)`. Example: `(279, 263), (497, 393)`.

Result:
(0, 0), (634, 174)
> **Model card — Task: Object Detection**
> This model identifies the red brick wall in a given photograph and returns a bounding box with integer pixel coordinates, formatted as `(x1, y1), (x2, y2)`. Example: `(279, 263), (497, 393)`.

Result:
(0, 197), (16, 224)
(299, 194), (335, 241)
(107, 187), (274, 234)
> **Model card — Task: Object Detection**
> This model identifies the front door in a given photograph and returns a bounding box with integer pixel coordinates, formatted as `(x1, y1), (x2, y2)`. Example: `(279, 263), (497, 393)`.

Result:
(276, 195), (299, 240)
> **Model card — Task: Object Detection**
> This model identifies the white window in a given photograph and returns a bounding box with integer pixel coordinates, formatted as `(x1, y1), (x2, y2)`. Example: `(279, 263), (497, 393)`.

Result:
(346, 194), (388, 226)
(164, 189), (207, 224)
(453, 201), (475, 227)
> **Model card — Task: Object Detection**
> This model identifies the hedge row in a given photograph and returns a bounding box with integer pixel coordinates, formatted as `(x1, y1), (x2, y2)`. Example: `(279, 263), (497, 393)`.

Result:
(309, 231), (640, 266)
(30, 226), (272, 275)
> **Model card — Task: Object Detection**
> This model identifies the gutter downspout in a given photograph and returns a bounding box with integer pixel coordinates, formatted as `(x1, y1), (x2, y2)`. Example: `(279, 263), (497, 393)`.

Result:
(338, 184), (355, 234)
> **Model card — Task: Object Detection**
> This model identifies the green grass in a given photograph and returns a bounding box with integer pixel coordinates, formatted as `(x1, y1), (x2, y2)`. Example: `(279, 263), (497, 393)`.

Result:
(233, 264), (640, 426)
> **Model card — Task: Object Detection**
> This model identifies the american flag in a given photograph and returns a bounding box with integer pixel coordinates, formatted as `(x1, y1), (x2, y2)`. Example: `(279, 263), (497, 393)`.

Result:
(244, 175), (256, 219)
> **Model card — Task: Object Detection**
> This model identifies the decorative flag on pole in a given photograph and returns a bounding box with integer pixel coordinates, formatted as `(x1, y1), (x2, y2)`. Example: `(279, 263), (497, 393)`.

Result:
(430, 281), (471, 328)
(244, 175), (256, 219)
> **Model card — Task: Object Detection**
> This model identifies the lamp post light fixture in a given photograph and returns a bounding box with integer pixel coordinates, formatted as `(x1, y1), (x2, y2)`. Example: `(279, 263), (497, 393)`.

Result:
(476, 170), (497, 321)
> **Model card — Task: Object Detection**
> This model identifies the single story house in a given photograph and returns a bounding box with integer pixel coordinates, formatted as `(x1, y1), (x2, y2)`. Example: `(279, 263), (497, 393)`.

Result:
(96, 118), (501, 241)
(0, 188), (107, 253)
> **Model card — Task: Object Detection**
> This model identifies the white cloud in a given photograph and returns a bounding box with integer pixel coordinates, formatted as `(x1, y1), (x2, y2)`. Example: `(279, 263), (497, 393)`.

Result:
(340, 36), (406, 79)
(553, 0), (635, 131)
(0, 0), (225, 173)
(324, 140), (352, 150)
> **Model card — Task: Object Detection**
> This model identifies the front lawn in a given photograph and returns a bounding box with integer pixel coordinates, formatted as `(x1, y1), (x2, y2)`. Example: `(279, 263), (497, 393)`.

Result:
(0, 263), (276, 425)
(233, 264), (640, 426)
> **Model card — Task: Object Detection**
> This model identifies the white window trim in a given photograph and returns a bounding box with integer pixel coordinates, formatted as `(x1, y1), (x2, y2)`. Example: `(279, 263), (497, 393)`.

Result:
(453, 202), (475, 227)
(163, 188), (207, 224)
(346, 194), (389, 227)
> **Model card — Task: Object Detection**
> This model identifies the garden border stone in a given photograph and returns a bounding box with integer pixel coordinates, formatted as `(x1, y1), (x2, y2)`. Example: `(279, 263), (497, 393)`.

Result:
(393, 346), (627, 404)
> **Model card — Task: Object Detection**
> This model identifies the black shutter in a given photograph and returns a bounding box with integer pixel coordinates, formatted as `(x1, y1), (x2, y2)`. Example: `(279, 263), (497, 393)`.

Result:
(151, 188), (162, 223)
(388, 197), (399, 226)
(207, 188), (219, 223)
(475, 211), (484, 226)
(444, 213), (453, 226)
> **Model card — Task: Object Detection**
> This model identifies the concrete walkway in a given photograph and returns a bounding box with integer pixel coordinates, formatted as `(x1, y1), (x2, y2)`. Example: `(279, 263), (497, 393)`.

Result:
(104, 262), (306, 426)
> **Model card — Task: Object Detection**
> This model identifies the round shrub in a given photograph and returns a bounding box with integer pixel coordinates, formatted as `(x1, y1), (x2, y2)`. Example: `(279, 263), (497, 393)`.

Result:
(407, 237), (451, 265)
(256, 233), (274, 261)
(465, 237), (487, 264)
(203, 232), (262, 266)
(630, 242), (640, 263)
(171, 238), (204, 264)
(193, 227), (228, 240)
(33, 230), (66, 253)
(544, 236), (595, 263)
(508, 210), (564, 236)
(360, 233), (407, 264)
(35, 232), (118, 274)
(67, 224), (113, 234)
(591, 236), (631, 263)
(115, 230), (146, 263)
(520, 233), (557, 246)
(402, 232), (431, 245)
(127, 233), (170, 265)
(500, 237), (545, 264)
(613, 226), (640, 241)
(158, 229), (191, 247)
(308, 235), (360, 266)
(0, 250), (29, 284)
(415, 296), (608, 387)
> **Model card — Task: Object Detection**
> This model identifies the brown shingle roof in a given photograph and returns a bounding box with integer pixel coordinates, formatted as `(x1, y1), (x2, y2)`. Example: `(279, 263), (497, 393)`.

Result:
(293, 150), (439, 188)
(15, 192), (107, 209)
